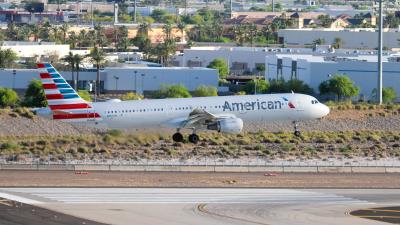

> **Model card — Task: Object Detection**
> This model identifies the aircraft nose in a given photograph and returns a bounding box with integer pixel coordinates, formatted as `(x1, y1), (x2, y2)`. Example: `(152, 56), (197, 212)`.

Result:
(322, 104), (330, 117)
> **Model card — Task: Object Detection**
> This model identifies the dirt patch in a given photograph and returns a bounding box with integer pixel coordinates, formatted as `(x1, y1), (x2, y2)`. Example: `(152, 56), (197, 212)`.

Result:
(0, 171), (399, 188)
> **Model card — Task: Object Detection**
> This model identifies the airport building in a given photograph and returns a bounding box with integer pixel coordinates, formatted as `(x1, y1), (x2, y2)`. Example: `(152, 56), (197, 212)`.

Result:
(172, 46), (395, 76)
(266, 54), (400, 101)
(1, 41), (70, 59)
(0, 67), (219, 95)
(278, 28), (400, 49)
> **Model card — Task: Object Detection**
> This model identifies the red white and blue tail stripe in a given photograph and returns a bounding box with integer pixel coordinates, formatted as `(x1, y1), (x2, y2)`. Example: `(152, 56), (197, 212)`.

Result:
(37, 63), (101, 121)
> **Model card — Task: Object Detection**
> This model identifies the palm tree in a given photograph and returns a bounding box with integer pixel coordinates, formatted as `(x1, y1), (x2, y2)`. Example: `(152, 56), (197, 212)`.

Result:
(162, 23), (173, 41)
(62, 52), (76, 90)
(59, 24), (69, 44)
(138, 22), (150, 36)
(73, 54), (84, 90)
(88, 47), (106, 97)
(177, 22), (186, 42)
(68, 31), (78, 49)
(78, 30), (87, 48)
(30, 25), (40, 42)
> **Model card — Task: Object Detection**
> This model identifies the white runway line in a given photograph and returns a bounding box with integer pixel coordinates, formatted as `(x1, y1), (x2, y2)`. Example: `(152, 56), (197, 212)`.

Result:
(0, 192), (42, 204)
(0, 188), (369, 205)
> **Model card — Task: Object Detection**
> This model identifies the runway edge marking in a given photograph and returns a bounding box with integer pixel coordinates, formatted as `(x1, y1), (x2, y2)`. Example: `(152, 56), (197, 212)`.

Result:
(0, 192), (42, 204)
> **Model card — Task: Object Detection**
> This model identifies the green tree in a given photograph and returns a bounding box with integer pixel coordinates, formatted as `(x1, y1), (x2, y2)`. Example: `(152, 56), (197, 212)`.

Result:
(372, 87), (397, 104)
(332, 37), (343, 49)
(132, 34), (151, 54)
(319, 75), (360, 100)
(0, 88), (19, 107)
(23, 79), (47, 107)
(192, 85), (218, 97)
(207, 58), (228, 79)
(0, 48), (18, 68)
(285, 79), (314, 95)
(153, 84), (192, 98)
(244, 79), (270, 94)
(88, 47), (106, 96)
(268, 79), (286, 93)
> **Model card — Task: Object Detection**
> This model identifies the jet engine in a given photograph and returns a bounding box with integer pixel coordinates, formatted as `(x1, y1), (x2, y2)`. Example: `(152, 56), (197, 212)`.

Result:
(207, 118), (243, 134)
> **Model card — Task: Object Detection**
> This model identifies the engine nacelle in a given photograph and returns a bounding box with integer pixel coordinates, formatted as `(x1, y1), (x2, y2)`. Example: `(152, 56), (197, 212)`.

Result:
(207, 118), (243, 134)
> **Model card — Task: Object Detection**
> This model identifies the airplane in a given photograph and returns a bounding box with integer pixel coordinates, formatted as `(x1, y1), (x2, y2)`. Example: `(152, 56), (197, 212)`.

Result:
(35, 63), (330, 144)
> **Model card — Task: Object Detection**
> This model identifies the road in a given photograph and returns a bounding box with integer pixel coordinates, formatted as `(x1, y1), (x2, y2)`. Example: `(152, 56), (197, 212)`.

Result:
(0, 188), (399, 225)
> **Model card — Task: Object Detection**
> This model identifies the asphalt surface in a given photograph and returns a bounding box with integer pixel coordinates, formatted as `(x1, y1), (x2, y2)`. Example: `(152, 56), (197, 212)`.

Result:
(0, 197), (106, 225)
(1, 188), (399, 225)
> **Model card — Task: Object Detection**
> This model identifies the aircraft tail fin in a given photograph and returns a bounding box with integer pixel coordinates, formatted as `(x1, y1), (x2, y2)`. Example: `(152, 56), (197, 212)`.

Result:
(36, 63), (101, 120)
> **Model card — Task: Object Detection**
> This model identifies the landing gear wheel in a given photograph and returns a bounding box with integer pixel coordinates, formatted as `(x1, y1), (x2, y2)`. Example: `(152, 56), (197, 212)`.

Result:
(188, 134), (200, 144)
(293, 121), (301, 137)
(172, 132), (184, 142)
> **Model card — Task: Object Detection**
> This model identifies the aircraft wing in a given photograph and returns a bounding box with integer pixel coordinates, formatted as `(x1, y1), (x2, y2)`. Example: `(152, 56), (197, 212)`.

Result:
(162, 108), (236, 129)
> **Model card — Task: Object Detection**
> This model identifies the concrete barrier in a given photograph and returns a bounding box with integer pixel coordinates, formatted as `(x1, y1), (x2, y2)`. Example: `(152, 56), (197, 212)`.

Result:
(385, 167), (400, 173)
(145, 166), (181, 172)
(1, 164), (400, 173)
(317, 167), (352, 173)
(351, 167), (386, 173)
(38, 165), (74, 170)
(248, 166), (284, 172)
(180, 166), (215, 172)
(283, 167), (318, 173)
(214, 166), (249, 172)
(110, 165), (146, 171)
(74, 165), (110, 171)
(1, 164), (38, 170)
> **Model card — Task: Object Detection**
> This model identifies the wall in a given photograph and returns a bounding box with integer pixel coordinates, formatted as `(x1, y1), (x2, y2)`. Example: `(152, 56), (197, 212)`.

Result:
(103, 67), (219, 93)
(265, 55), (400, 101)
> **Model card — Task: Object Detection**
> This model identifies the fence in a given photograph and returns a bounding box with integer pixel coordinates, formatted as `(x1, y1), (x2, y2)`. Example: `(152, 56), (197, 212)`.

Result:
(1, 163), (400, 173)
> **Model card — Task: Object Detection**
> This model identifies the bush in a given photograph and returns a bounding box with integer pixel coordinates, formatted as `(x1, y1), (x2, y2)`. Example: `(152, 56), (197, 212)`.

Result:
(319, 75), (360, 100)
(0, 88), (19, 107)
(192, 85), (218, 97)
(77, 90), (92, 102)
(372, 87), (397, 104)
(121, 92), (143, 100)
(243, 79), (269, 94)
(153, 84), (191, 98)
(207, 58), (228, 79)
(23, 79), (47, 107)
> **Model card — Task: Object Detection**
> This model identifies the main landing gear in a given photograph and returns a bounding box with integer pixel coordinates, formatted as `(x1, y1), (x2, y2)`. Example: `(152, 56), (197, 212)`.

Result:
(172, 129), (199, 144)
(293, 121), (301, 137)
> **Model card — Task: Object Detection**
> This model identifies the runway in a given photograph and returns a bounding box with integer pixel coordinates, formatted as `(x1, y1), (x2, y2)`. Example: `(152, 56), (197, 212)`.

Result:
(0, 188), (399, 225)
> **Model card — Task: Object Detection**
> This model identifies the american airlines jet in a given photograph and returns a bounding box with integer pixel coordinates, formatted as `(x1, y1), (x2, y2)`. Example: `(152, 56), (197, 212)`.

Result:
(36, 63), (330, 144)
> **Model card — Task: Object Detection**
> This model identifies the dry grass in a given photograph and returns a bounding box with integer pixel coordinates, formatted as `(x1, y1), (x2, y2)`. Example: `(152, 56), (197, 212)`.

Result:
(0, 130), (399, 162)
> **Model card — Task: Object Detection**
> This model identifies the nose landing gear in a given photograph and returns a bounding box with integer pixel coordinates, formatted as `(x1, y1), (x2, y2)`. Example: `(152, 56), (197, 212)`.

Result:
(293, 121), (301, 137)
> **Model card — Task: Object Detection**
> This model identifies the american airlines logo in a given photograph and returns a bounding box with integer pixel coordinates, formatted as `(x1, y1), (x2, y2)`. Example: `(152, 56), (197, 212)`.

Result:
(223, 97), (295, 112)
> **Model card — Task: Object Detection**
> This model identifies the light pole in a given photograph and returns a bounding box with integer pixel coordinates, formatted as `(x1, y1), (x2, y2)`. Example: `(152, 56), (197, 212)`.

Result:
(254, 78), (257, 95)
(12, 69), (16, 89)
(141, 73), (145, 95)
(113, 75), (119, 91)
(377, 0), (383, 105)
(134, 70), (138, 93)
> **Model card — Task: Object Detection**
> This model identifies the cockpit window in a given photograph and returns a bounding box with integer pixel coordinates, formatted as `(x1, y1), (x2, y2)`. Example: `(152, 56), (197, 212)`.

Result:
(311, 100), (319, 104)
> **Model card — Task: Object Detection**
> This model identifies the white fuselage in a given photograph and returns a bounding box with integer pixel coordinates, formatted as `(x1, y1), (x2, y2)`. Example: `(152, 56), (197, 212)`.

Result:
(90, 93), (329, 129)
